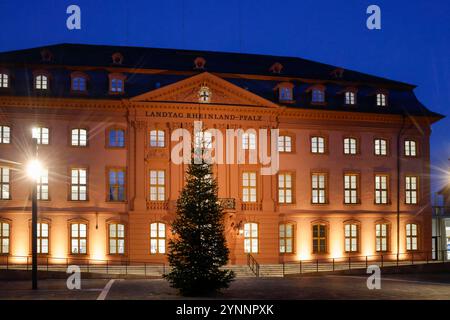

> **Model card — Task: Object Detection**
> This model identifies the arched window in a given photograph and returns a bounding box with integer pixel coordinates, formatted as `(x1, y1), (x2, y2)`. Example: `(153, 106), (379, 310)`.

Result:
(32, 126), (50, 145)
(376, 93), (387, 107)
(35, 74), (49, 90)
(374, 138), (388, 156)
(311, 136), (325, 153)
(345, 91), (356, 105)
(109, 223), (125, 255)
(150, 130), (165, 147)
(71, 76), (87, 92)
(404, 139), (417, 157)
(0, 221), (10, 254)
(343, 137), (357, 154)
(244, 223), (258, 253)
(109, 73), (125, 94)
(71, 128), (88, 146)
(150, 222), (166, 254)
(0, 73), (9, 88)
(406, 223), (418, 251)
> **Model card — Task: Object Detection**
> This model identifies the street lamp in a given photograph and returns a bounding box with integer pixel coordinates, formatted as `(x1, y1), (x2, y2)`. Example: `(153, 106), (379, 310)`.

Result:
(27, 138), (42, 290)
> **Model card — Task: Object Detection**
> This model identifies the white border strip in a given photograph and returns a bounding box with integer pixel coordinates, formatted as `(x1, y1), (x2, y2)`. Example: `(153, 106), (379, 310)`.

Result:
(97, 279), (116, 300)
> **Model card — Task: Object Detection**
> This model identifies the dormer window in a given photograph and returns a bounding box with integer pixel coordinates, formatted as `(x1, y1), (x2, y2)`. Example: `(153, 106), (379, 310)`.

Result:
(0, 72), (9, 88)
(71, 72), (88, 92)
(112, 52), (124, 65)
(34, 73), (49, 90)
(344, 88), (357, 105)
(276, 82), (294, 102)
(376, 92), (387, 107)
(310, 86), (325, 104)
(109, 73), (126, 94)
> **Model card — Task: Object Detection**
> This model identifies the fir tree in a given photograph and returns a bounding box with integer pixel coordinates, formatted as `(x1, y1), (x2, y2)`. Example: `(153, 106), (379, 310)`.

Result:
(164, 155), (235, 296)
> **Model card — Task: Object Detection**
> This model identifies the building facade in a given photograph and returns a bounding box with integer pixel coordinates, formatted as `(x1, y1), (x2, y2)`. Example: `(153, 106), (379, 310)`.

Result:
(0, 44), (443, 265)
(433, 182), (450, 260)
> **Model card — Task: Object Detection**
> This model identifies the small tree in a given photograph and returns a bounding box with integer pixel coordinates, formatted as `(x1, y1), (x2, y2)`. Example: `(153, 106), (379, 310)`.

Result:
(164, 156), (235, 296)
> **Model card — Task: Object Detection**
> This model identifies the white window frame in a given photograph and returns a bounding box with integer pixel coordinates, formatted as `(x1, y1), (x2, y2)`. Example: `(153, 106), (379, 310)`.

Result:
(150, 130), (165, 147)
(311, 136), (325, 154)
(278, 135), (292, 152)
(150, 222), (166, 254)
(242, 132), (256, 150)
(71, 128), (87, 147)
(344, 137), (357, 155)
(278, 173), (293, 204)
(374, 139), (387, 156)
(0, 126), (10, 144)
(71, 168), (87, 201)
(375, 175), (388, 204)
(32, 127), (49, 145)
(406, 223), (418, 251)
(0, 167), (10, 200)
(70, 223), (87, 255)
(405, 176), (418, 204)
(109, 223), (125, 255)
(35, 75), (48, 90)
(149, 170), (165, 201)
(37, 168), (49, 200)
(242, 172), (257, 203)
(244, 222), (258, 253)
(344, 223), (358, 252)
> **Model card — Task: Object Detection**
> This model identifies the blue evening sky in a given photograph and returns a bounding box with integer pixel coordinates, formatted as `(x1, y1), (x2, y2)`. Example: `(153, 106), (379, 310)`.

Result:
(0, 0), (449, 196)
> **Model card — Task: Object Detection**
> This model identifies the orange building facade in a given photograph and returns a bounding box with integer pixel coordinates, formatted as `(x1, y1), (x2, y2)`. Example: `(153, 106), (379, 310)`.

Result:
(0, 44), (443, 265)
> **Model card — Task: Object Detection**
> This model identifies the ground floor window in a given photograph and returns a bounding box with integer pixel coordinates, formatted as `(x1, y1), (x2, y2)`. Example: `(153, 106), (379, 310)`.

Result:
(279, 223), (294, 253)
(37, 222), (49, 254)
(109, 223), (125, 254)
(70, 223), (87, 254)
(312, 223), (327, 253)
(376, 223), (389, 252)
(344, 223), (358, 252)
(150, 222), (166, 254)
(406, 223), (418, 251)
(244, 222), (258, 253)
(0, 221), (9, 254)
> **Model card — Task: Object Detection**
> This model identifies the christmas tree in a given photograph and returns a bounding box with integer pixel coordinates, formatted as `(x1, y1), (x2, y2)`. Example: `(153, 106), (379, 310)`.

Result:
(164, 152), (235, 296)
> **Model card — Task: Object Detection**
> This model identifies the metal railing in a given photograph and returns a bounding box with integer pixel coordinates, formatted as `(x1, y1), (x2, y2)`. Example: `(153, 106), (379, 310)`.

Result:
(0, 255), (167, 277)
(432, 206), (450, 216)
(247, 254), (260, 277)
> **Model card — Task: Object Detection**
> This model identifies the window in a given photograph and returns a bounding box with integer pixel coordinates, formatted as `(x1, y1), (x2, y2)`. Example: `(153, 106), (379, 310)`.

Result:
(194, 131), (212, 149)
(406, 223), (418, 251)
(72, 77), (87, 92)
(312, 88), (325, 103)
(37, 222), (49, 254)
(109, 74), (125, 93)
(404, 140), (417, 157)
(278, 135), (292, 152)
(0, 222), (9, 254)
(242, 172), (257, 203)
(405, 176), (418, 204)
(0, 73), (8, 88)
(37, 168), (49, 200)
(0, 126), (10, 144)
(376, 93), (387, 107)
(71, 128), (87, 147)
(343, 137), (357, 155)
(345, 91), (356, 105)
(70, 223), (87, 254)
(150, 222), (166, 254)
(71, 168), (87, 201)
(312, 223), (327, 253)
(108, 168), (126, 202)
(311, 136), (325, 154)
(242, 132), (256, 150)
(278, 173), (293, 204)
(344, 174), (359, 204)
(375, 223), (389, 252)
(311, 173), (327, 204)
(279, 223), (294, 253)
(279, 87), (293, 101)
(149, 170), (165, 201)
(244, 223), (258, 253)
(32, 127), (49, 145)
(108, 128), (125, 147)
(150, 130), (165, 147)
(375, 175), (388, 204)
(344, 223), (358, 252)
(109, 223), (125, 255)
(0, 168), (10, 200)
(374, 139), (387, 156)
(35, 74), (48, 90)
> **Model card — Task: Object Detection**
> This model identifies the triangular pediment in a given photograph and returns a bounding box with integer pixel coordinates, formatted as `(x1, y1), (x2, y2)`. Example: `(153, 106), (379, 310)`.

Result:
(130, 72), (279, 108)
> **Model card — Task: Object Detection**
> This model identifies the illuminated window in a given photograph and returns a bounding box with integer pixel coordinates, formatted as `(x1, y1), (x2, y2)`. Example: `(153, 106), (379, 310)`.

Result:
(72, 77), (87, 92)
(0, 126), (10, 144)
(37, 222), (49, 254)
(279, 87), (293, 101)
(71, 128), (87, 147)
(344, 174), (359, 204)
(110, 76), (124, 93)
(345, 91), (356, 105)
(278, 173), (293, 204)
(311, 136), (325, 153)
(375, 175), (388, 204)
(279, 223), (294, 253)
(70, 223), (87, 254)
(150, 222), (166, 254)
(404, 140), (417, 157)
(312, 223), (327, 253)
(376, 93), (387, 106)
(108, 168), (126, 202)
(278, 135), (292, 152)
(150, 130), (165, 147)
(0, 222), (10, 254)
(312, 88), (325, 103)
(194, 131), (212, 149)
(406, 223), (418, 251)
(343, 137), (357, 155)
(32, 127), (49, 145)
(344, 223), (358, 252)
(71, 168), (87, 201)
(108, 128), (125, 147)
(405, 176), (418, 204)
(242, 172), (257, 203)
(375, 223), (389, 252)
(244, 223), (258, 253)
(149, 170), (165, 201)
(311, 173), (327, 204)
(109, 223), (125, 255)
(242, 132), (256, 150)
(0, 168), (10, 200)
(37, 168), (49, 200)
(198, 86), (211, 103)
(374, 139), (387, 156)
(0, 73), (8, 88)
(35, 74), (48, 90)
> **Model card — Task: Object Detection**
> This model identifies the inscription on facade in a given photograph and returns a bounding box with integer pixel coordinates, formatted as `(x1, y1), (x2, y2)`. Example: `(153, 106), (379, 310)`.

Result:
(146, 111), (263, 122)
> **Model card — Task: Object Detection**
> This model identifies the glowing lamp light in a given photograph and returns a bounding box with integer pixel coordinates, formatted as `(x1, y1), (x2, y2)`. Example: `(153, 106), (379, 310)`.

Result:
(26, 159), (43, 182)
